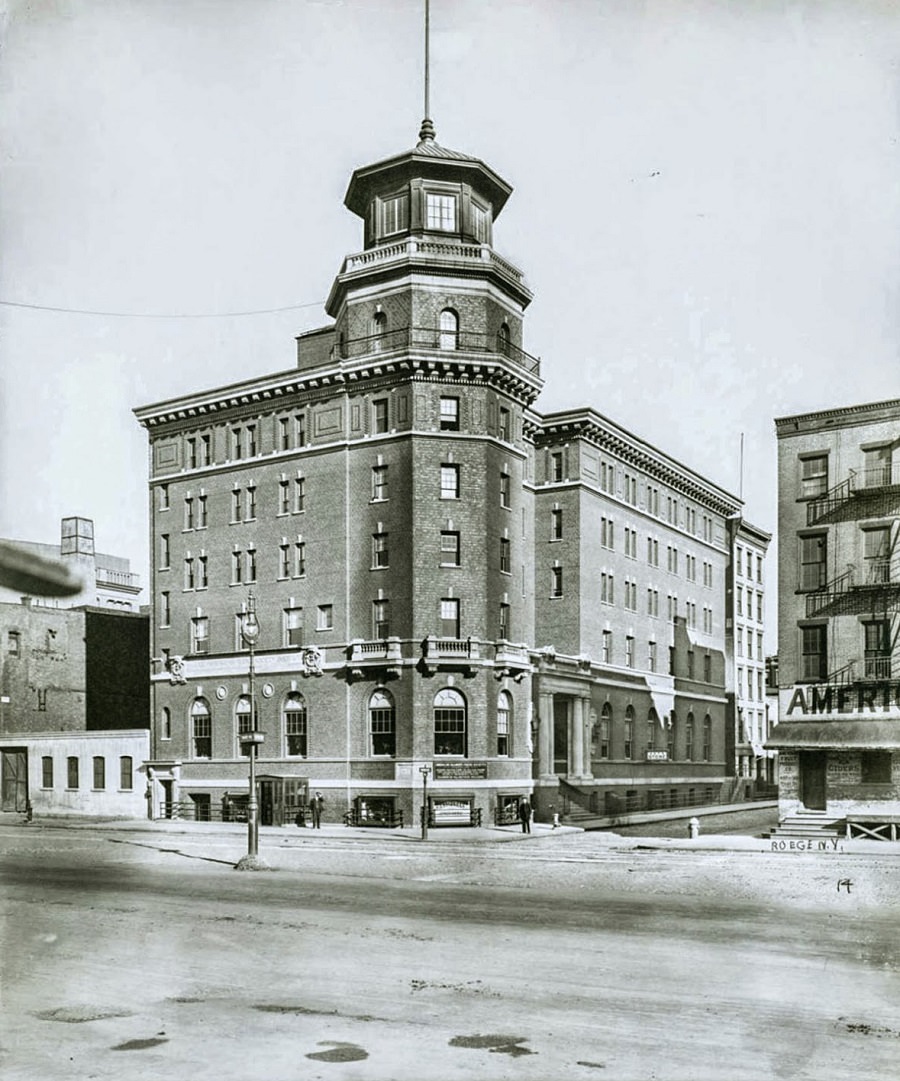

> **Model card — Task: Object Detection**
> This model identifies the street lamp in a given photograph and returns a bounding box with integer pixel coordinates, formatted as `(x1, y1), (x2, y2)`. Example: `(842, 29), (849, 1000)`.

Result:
(235, 592), (269, 871)
(419, 765), (431, 841)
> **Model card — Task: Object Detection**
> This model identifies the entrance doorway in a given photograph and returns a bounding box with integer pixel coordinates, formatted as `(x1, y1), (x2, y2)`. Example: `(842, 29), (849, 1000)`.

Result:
(799, 751), (827, 810)
(258, 776), (308, 826)
(1, 748), (28, 812)
(553, 699), (569, 774)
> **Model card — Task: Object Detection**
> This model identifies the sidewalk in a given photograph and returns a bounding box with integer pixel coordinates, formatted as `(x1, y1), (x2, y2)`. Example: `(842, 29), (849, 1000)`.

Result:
(4, 811), (900, 857)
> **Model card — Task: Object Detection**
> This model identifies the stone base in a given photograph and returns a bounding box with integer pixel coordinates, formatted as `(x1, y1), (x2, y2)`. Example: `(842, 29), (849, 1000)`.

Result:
(233, 854), (275, 872)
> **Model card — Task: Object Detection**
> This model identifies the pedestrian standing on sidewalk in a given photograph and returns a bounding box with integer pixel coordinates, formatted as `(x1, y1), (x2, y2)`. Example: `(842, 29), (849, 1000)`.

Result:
(311, 791), (324, 829)
(518, 797), (532, 834)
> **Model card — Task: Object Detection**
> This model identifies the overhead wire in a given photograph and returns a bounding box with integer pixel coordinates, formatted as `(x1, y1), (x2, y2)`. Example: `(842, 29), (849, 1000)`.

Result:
(0, 298), (326, 319)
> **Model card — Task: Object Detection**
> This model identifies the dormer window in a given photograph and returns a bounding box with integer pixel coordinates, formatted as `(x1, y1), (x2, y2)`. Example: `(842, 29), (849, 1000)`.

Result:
(382, 192), (409, 236)
(426, 192), (456, 231)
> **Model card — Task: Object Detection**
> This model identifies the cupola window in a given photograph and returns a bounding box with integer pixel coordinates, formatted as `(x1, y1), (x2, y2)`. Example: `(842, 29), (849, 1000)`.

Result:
(472, 200), (490, 243)
(382, 192), (409, 236)
(426, 192), (456, 232)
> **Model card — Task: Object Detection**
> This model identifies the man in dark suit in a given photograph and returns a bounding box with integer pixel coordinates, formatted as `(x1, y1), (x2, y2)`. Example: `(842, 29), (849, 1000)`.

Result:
(311, 791), (324, 828)
(518, 797), (532, 834)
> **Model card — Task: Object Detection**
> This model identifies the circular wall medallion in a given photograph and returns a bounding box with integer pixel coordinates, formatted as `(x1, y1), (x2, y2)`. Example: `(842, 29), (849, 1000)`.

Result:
(215, 686), (227, 700)
(261, 682), (275, 699)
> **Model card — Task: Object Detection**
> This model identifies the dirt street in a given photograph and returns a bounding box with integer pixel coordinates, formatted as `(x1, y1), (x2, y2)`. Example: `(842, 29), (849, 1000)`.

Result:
(1, 822), (898, 1081)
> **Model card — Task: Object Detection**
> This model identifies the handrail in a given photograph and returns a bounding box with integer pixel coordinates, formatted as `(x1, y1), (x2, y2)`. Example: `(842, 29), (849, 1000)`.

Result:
(338, 325), (540, 375)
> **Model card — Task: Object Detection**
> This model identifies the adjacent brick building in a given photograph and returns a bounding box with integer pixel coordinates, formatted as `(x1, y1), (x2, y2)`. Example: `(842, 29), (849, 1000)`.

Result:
(769, 398), (900, 839)
(135, 122), (746, 828)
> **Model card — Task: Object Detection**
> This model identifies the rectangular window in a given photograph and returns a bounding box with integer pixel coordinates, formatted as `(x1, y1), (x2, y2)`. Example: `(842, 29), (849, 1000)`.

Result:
(42, 756), (53, 788)
(231, 489), (242, 522)
(668, 594), (678, 623)
(374, 398), (389, 433)
(372, 532), (389, 569)
(294, 541), (306, 577)
(440, 598), (460, 638)
(496, 707), (509, 756)
(499, 602), (510, 640)
(231, 551), (242, 585)
(601, 572), (614, 604)
(864, 527), (891, 584)
(800, 454), (828, 498)
(624, 528), (637, 559)
(440, 464), (460, 499)
(160, 533), (170, 569)
(8, 630), (20, 655)
(373, 598), (390, 639)
(757, 594), (763, 621)
(246, 425), (257, 457)
(439, 397), (459, 431)
(601, 518), (614, 549)
(704, 653), (712, 682)
(799, 535), (827, 591)
(551, 508), (563, 540)
(279, 544), (290, 579)
(316, 604), (333, 631)
(703, 561), (713, 588)
(184, 558), (195, 591)
(67, 756), (79, 789)
(667, 546), (679, 574)
(92, 756), (106, 790)
(864, 619), (891, 678)
(687, 650), (695, 678)
(625, 636), (634, 668)
(426, 192), (456, 231)
(550, 451), (563, 482)
(499, 537), (511, 573)
(284, 607), (303, 647)
(184, 497), (194, 531)
(861, 751), (892, 784)
(160, 591), (170, 626)
(294, 477), (306, 513)
(440, 531), (461, 566)
(383, 191), (409, 235)
(197, 494), (207, 528)
(193, 712), (211, 759)
(191, 616), (209, 655)
(647, 588), (659, 617)
(601, 630), (612, 664)
(231, 428), (242, 460)
(279, 480), (290, 515)
(198, 554), (208, 589)
(285, 708), (307, 757)
(119, 756), (133, 790)
(550, 566), (563, 598)
(648, 641), (657, 672)
(686, 554), (696, 581)
(498, 406), (510, 441)
(279, 416), (290, 450)
(246, 548), (257, 584)
(372, 464), (388, 501)
(500, 471), (511, 508)
(801, 625), (827, 681)
(295, 413), (306, 447)
(159, 483), (170, 511)
(245, 486), (256, 520)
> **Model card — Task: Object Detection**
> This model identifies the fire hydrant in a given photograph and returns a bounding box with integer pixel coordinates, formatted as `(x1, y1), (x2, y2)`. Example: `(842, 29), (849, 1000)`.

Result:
(688, 816), (700, 839)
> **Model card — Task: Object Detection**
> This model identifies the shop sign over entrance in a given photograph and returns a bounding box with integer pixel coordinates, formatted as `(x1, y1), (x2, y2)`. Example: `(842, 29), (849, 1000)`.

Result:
(780, 683), (900, 719)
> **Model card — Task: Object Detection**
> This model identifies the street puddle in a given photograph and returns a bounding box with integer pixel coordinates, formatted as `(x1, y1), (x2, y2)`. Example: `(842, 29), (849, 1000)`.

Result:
(306, 1041), (368, 1062)
(450, 1034), (535, 1057)
(112, 1037), (169, 1051)
(35, 1006), (133, 1024)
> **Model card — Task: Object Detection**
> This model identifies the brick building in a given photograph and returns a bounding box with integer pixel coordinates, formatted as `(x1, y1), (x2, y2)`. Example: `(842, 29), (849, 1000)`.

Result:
(769, 398), (900, 839)
(135, 122), (745, 828)
(0, 519), (149, 816)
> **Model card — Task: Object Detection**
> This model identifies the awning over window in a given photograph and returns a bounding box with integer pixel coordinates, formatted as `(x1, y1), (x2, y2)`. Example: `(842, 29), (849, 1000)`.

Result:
(644, 674), (675, 728)
(766, 719), (900, 750)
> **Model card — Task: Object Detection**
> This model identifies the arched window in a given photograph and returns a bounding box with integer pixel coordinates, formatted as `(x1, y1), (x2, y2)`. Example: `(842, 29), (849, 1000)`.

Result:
(369, 689), (395, 756)
(496, 691), (512, 756)
(160, 706), (171, 741)
(624, 705), (634, 760)
(371, 310), (387, 354)
(439, 308), (459, 351)
(685, 712), (695, 762)
(434, 688), (467, 756)
(702, 714), (712, 762)
(498, 322), (510, 357)
(667, 710), (677, 760)
(283, 693), (307, 757)
(235, 695), (254, 757)
(647, 709), (659, 754)
(191, 697), (212, 759)
(599, 702), (611, 760)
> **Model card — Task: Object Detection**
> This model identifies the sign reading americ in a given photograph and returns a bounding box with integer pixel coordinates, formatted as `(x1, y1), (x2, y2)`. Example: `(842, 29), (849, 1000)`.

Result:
(782, 682), (900, 717)
(434, 761), (488, 781)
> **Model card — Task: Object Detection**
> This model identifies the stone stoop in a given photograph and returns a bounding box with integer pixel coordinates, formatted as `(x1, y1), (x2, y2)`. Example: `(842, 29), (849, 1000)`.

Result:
(769, 811), (844, 839)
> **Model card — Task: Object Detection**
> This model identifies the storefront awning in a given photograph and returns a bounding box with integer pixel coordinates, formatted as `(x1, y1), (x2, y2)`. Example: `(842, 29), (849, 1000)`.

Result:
(766, 719), (900, 750)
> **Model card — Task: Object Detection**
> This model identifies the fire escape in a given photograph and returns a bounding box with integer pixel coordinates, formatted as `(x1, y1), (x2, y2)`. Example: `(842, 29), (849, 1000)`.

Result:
(805, 460), (900, 683)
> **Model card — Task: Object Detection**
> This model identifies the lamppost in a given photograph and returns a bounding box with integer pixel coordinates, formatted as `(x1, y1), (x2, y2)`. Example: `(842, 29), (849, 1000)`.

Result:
(419, 765), (431, 841)
(235, 592), (268, 871)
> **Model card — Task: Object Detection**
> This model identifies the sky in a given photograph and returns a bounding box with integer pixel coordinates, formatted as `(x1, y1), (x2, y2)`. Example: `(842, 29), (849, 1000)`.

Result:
(2, 0), (899, 636)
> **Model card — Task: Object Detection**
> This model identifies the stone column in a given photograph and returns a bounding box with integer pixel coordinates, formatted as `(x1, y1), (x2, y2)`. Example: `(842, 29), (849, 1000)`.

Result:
(570, 696), (585, 778)
(581, 698), (594, 780)
(538, 691), (554, 778)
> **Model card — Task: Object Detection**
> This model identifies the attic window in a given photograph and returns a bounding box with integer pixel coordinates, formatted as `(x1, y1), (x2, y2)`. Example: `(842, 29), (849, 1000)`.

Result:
(426, 193), (456, 231)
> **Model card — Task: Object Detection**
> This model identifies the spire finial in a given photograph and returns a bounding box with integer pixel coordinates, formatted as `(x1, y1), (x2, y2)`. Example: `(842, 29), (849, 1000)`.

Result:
(419, 0), (435, 142)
